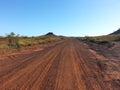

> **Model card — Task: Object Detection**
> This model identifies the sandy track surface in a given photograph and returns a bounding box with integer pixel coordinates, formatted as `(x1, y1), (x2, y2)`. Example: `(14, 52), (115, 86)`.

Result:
(0, 39), (117, 90)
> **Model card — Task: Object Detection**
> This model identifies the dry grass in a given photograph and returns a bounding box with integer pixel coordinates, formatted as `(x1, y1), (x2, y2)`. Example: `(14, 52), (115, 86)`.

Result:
(0, 35), (64, 49)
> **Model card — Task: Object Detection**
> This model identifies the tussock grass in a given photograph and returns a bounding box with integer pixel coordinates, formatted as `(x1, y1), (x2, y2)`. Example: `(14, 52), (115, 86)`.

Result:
(0, 44), (9, 49)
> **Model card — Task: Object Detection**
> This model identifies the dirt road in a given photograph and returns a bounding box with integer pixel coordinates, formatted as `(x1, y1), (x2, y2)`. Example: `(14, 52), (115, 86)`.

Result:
(0, 39), (115, 90)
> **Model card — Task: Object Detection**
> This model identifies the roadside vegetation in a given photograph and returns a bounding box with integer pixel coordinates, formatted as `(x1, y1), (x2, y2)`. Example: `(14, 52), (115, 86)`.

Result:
(79, 34), (120, 47)
(0, 32), (64, 49)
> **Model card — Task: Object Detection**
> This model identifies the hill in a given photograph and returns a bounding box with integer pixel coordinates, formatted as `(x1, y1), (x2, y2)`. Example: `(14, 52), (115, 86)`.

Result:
(45, 32), (56, 36)
(110, 28), (120, 35)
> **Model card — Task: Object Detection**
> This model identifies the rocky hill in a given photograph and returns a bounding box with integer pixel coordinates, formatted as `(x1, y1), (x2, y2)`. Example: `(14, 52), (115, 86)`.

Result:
(45, 32), (56, 36)
(111, 28), (120, 35)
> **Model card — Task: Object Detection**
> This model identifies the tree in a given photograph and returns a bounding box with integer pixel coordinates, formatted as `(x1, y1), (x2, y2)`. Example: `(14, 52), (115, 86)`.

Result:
(10, 32), (15, 37)
(7, 32), (20, 48)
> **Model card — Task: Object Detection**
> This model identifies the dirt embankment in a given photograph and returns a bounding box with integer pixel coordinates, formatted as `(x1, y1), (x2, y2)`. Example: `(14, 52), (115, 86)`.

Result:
(85, 41), (120, 90)
(0, 38), (119, 90)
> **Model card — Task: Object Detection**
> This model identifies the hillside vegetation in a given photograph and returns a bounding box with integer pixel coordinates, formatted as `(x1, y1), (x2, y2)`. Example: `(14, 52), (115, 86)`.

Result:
(79, 34), (120, 47)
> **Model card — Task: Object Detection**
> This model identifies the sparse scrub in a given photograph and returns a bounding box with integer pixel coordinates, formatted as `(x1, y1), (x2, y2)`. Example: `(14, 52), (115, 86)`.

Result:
(18, 39), (31, 46)
(0, 32), (64, 50)
(79, 34), (120, 47)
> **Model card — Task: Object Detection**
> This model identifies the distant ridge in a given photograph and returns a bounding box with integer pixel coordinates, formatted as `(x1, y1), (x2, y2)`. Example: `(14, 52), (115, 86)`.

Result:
(110, 28), (120, 35)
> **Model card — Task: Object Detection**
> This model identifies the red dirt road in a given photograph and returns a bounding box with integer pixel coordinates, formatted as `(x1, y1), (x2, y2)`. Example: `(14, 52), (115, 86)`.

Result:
(0, 39), (116, 90)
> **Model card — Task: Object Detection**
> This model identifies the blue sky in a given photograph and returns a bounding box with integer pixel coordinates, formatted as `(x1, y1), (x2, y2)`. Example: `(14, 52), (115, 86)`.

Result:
(0, 0), (120, 36)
